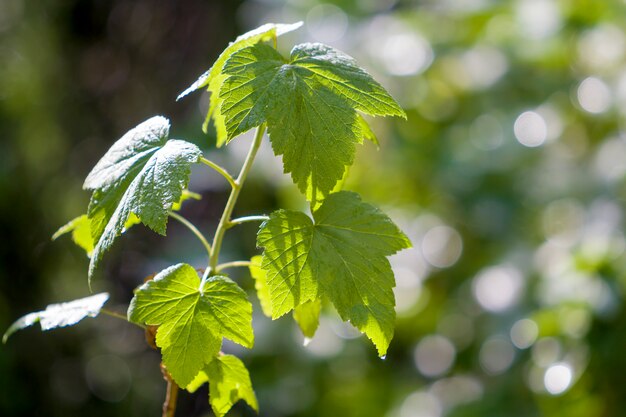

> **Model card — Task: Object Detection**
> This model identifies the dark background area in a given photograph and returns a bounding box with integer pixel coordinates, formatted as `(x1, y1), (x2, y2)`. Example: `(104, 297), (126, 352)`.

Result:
(2, 1), (626, 416)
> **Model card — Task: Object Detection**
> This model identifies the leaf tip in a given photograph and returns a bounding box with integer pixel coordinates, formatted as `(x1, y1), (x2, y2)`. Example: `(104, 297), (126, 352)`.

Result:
(277, 21), (304, 35)
(177, 71), (210, 101)
(376, 343), (390, 359)
(51, 227), (63, 242)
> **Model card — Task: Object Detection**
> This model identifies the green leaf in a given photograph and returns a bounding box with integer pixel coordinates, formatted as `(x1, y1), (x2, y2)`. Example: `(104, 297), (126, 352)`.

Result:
(220, 43), (404, 202)
(257, 191), (411, 356)
(3, 293), (109, 343)
(186, 369), (209, 394)
(249, 255), (272, 317)
(83, 116), (202, 279)
(128, 264), (253, 387)
(185, 355), (258, 417)
(288, 43), (406, 118)
(171, 189), (202, 211)
(51, 212), (146, 258)
(52, 212), (149, 259)
(358, 114), (379, 146)
(52, 215), (95, 257)
(250, 255), (321, 338)
(293, 300), (321, 339)
(177, 22), (302, 146)
(207, 355), (258, 417)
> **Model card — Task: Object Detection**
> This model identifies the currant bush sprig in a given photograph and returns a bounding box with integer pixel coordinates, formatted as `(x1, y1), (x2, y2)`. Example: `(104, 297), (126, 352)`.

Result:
(4, 22), (410, 417)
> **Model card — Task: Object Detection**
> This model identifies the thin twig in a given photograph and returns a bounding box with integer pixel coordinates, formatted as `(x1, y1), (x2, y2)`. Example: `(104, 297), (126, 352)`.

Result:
(100, 308), (147, 330)
(161, 363), (179, 417)
(227, 215), (269, 229)
(215, 260), (253, 274)
(200, 156), (238, 189)
(169, 211), (212, 262)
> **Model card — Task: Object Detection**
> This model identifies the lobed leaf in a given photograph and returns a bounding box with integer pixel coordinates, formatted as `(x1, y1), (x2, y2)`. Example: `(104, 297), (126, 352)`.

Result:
(257, 191), (411, 356)
(3, 293), (109, 343)
(293, 300), (321, 339)
(177, 22), (303, 146)
(289, 43), (405, 118)
(206, 355), (258, 417)
(358, 114), (379, 146)
(128, 264), (253, 387)
(186, 355), (258, 417)
(249, 255), (272, 317)
(171, 189), (202, 211)
(249, 255), (321, 338)
(83, 116), (202, 279)
(52, 215), (95, 257)
(54, 191), (200, 259)
(220, 43), (404, 203)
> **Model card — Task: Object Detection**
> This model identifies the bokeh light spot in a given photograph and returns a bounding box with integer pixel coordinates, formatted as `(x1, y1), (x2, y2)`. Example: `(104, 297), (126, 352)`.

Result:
(479, 337), (515, 375)
(429, 376), (483, 409)
(472, 265), (523, 312)
(306, 4), (348, 43)
(393, 266), (423, 315)
(514, 111), (547, 147)
(414, 335), (456, 378)
(400, 391), (442, 417)
(301, 317), (343, 358)
(421, 226), (463, 268)
(470, 114), (503, 150)
(381, 33), (433, 76)
(577, 77), (612, 114)
(532, 337), (562, 367)
(544, 363), (573, 395)
(510, 319), (539, 349)
(577, 24), (626, 71)
(541, 198), (584, 245)
(515, 0), (562, 39)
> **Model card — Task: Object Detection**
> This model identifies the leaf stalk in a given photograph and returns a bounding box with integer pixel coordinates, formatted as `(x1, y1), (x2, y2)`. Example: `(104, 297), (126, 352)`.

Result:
(215, 260), (252, 274)
(227, 215), (269, 229)
(100, 308), (147, 330)
(200, 156), (238, 189)
(169, 211), (212, 262)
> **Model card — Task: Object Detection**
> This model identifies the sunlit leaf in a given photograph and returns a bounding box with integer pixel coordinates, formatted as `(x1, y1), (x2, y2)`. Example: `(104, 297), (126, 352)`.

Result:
(3, 293), (109, 343)
(220, 43), (404, 202)
(185, 355), (258, 417)
(171, 189), (202, 211)
(128, 264), (253, 387)
(293, 300), (321, 339)
(177, 22), (302, 146)
(249, 255), (272, 317)
(250, 255), (320, 338)
(52, 215), (95, 257)
(83, 116), (202, 279)
(52, 188), (197, 260)
(257, 191), (411, 356)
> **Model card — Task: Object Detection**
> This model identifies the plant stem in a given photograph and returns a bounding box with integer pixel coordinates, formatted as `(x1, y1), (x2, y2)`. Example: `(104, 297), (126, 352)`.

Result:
(200, 156), (237, 189)
(169, 211), (212, 262)
(227, 215), (269, 229)
(215, 260), (252, 274)
(101, 308), (147, 330)
(161, 363), (179, 417)
(205, 124), (266, 283)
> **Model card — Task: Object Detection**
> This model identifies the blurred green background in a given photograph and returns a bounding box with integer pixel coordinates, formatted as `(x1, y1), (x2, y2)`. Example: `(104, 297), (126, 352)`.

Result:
(2, 0), (626, 416)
